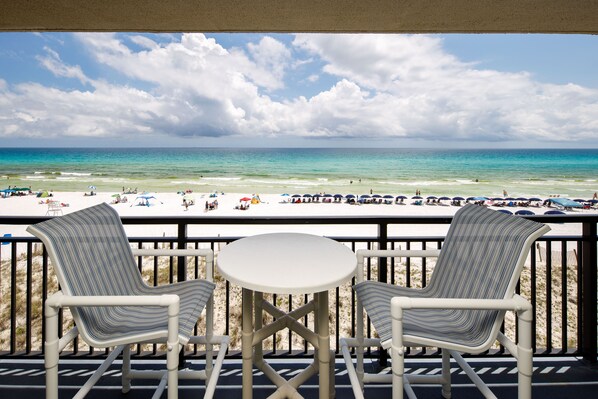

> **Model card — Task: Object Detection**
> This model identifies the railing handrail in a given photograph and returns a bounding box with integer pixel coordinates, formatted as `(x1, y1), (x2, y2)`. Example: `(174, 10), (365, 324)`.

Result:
(1, 213), (598, 225)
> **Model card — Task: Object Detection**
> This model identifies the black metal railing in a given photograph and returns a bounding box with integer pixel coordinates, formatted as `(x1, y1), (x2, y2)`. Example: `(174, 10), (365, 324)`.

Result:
(1, 214), (596, 364)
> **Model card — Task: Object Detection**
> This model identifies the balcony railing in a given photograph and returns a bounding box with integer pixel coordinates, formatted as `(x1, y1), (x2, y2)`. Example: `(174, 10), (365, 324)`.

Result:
(1, 213), (596, 365)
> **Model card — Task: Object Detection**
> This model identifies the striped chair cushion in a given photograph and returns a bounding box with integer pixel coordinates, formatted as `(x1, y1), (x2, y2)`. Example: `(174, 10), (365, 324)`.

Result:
(27, 202), (214, 345)
(354, 204), (547, 348)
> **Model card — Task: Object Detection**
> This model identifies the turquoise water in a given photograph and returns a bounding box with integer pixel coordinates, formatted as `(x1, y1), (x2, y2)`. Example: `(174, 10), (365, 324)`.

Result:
(0, 148), (597, 198)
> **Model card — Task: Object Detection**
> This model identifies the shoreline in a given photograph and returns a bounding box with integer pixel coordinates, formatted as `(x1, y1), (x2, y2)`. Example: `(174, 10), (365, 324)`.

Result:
(1, 191), (595, 241)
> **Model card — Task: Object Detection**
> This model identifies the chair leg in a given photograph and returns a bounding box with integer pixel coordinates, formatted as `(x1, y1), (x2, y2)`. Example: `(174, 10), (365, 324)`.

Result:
(45, 304), (60, 399)
(441, 348), (452, 399)
(517, 305), (533, 399)
(122, 344), (131, 393)
(166, 300), (180, 398)
(391, 299), (405, 399)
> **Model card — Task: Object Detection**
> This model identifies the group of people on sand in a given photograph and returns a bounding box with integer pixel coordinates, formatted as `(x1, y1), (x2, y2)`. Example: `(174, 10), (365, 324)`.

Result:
(205, 200), (218, 211)
(111, 194), (128, 204)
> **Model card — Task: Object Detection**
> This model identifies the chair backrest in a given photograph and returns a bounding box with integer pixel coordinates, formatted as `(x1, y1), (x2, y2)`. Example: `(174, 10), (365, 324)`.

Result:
(429, 204), (549, 299)
(426, 204), (549, 347)
(27, 203), (146, 339)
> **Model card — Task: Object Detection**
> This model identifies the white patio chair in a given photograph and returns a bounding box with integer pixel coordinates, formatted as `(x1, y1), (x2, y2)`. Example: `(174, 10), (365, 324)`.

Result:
(27, 202), (228, 399)
(46, 200), (63, 216)
(341, 204), (550, 399)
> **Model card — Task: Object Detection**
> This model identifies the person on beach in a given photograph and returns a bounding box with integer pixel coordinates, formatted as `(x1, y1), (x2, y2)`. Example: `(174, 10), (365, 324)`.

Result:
(183, 199), (188, 211)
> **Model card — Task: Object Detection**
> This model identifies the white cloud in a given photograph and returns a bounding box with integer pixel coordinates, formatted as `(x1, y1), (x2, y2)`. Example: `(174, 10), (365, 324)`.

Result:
(246, 36), (292, 90)
(0, 33), (597, 145)
(291, 34), (598, 143)
(36, 47), (92, 86)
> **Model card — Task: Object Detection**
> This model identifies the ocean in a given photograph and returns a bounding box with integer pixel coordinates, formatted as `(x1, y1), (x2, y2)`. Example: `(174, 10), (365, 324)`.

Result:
(0, 148), (597, 199)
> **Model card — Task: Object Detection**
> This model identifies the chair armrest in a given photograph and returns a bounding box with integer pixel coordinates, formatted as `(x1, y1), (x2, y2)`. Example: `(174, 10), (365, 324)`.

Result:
(389, 294), (532, 352)
(131, 248), (214, 281)
(391, 294), (531, 314)
(45, 290), (180, 309)
(355, 249), (441, 283)
(44, 291), (181, 351)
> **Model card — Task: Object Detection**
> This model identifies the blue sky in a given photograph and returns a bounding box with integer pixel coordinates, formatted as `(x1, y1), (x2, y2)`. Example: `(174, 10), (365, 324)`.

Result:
(0, 33), (596, 148)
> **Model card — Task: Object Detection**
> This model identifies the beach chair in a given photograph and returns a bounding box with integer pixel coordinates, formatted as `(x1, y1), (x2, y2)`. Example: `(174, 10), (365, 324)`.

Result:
(27, 203), (228, 399)
(46, 200), (63, 216)
(341, 204), (550, 399)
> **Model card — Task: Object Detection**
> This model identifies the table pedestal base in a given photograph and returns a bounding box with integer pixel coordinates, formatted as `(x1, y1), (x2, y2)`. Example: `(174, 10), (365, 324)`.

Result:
(242, 288), (334, 399)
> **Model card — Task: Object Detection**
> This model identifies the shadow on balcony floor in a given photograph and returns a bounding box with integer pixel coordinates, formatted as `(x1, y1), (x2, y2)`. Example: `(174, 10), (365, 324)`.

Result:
(1, 356), (597, 398)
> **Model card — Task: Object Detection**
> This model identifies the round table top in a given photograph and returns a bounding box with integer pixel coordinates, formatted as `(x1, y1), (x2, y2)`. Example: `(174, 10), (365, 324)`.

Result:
(217, 232), (357, 295)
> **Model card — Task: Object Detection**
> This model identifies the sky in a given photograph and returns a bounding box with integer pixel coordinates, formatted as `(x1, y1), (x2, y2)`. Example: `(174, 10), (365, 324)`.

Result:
(0, 32), (597, 148)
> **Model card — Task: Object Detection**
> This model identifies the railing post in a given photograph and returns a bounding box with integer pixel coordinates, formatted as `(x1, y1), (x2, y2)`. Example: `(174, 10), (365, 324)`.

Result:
(177, 222), (188, 283)
(581, 220), (597, 364)
(177, 222), (187, 366)
(378, 222), (388, 367)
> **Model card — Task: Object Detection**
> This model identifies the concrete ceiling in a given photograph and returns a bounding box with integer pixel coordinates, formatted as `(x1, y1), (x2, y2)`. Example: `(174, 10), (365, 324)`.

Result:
(1, 0), (597, 34)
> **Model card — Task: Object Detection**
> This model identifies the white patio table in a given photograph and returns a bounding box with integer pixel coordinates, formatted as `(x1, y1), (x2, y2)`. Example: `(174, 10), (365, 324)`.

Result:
(217, 232), (357, 399)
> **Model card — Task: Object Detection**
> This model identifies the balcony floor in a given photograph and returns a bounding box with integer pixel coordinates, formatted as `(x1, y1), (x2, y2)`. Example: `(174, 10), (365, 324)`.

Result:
(1, 356), (597, 398)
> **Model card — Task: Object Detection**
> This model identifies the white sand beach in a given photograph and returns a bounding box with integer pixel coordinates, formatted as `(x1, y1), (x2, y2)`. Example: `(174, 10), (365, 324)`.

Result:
(1, 191), (594, 241)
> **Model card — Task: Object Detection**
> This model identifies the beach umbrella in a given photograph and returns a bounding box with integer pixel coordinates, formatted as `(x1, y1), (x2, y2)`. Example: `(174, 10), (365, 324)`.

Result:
(303, 194), (312, 197)
(452, 196), (464, 201)
(529, 198), (542, 202)
(111, 193), (121, 197)
(88, 185), (96, 190)
(473, 196), (489, 201)
(13, 187), (30, 191)
(412, 195), (422, 199)
(573, 199), (586, 203)
(491, 197), (503, 201)
(396, 195), (407, 200)
(548, 198), (583, 208)
(292, 194), (301, 198)
(545, 210), (566, 215)
(372, 194), (382, 198)
(281, 193), (289, 196)
(345, 194), (356, 199)
(333, 194), (343, 198)
(240, 197), (251, 202)
(515, 210), (535, 216)
(426, 196), (437, 200)
(516, 197), (528, 201)
(438, 196), (450, 201)
(383, 194), (394, 199)
(360, 194), (371, 199)
(497, 209), (513, 215)
(133, 194), (161, 206)
(323, 194), (333, 198)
